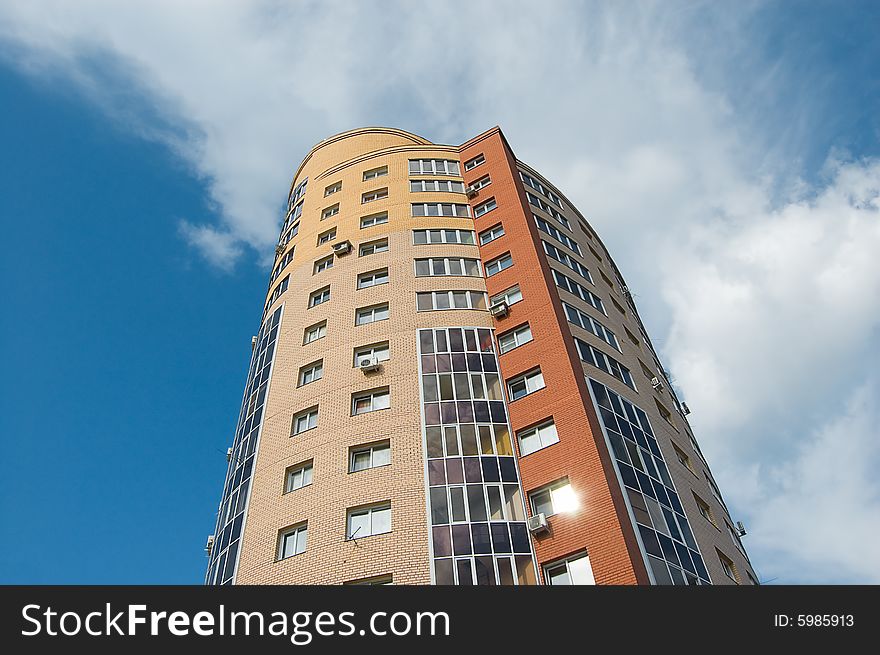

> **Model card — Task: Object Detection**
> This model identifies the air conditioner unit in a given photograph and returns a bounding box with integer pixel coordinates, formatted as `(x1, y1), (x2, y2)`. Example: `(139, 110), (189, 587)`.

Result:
(205, 535), (215, 555)
(331, 240), (351, 255)
(681, 403), (691, 416)
(736, 521), (747, 537)
(358, 356), (381, 372)
(489, 301), (509, 318)
(226, 447), (234, 462)
(651, 377), (663, 391)
(527, 513), (549, 534)
(466, 187), (479, 199)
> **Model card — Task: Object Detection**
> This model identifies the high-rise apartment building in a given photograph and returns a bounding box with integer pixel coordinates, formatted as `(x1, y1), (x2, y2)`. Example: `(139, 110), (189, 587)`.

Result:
(205, 127), (756, 586)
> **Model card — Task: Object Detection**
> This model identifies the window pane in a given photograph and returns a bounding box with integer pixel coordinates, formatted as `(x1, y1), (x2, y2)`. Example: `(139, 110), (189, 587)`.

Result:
(373, 445), (391, 467)
(372, 507), (391, 534)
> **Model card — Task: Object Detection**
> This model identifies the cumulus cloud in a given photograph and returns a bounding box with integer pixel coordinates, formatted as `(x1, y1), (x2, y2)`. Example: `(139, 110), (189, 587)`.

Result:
(0, 0), (877, 582)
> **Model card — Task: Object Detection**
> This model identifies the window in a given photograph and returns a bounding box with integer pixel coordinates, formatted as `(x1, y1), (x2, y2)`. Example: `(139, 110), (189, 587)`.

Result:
(479, 224), (505, 245)
(473, 198), (497, 217)
(517, 420), (559, 456)
(552, 269), (606, 314)
(411, 202), (470, 217)
(298, 360), (323, 387)
(309, 286), (331, 307)
(352, 388), (390, 415)
(726, 522), (746, 554)
(412, 228), (475, 245)
(562, 302), (619, 350)
(288, 178), (308, 209)
(574, 337), (636, 390)
(354, 342), (390, 366)
(265, 275), (289, 311)
(469, 174), (491, 190)
(498, 324), (532, 353)
(611, 297), (627, 316)
(360, 212), (388, 228)
(717, 550), (739, 583)
(362, 188), (388, 204)
(507, 369), (545, 401)
(324, 181), (341, 197)
(291, 407), (318, 435)
(655, 398), (673, 423)
(526, 190), (568, 227)
(545, 553), (596, 585)
(464, 153), (485, 171)
(347, 503), (391, 539)
(277, 523), (308, 559)
(543, 241), (591, 281)
(485, 253), (513, 277)
(303, 321), (326, 344)
(534, 215), (580, 255)
(270, 247), (296, 284)
(356, 303), (389, 325)
(349, 441), (391, 472)
(692, 493), (714, 525)
(530, 479), (576, 517)
(490, 285), (523, 308)
(321, 204), (339, 221)
(317, 228), (336, 245)
(345, 575), (393, 585)
(285, 461), (313, 493)
(363, 165), (388, 181)
(410, 179), (466, 193)
(600, 271), (615, 289)
(313, 255), (334, 274)
(414, 257), (481, 277)
(359, 238), (388, 256)
(357, 268), (388, 289)
(416, 290), (488, 311)
(705, 472), (726, 507)
(624, 326), (640, 348)
(672, 443), (693, 471)
(409, 159), (460, 175)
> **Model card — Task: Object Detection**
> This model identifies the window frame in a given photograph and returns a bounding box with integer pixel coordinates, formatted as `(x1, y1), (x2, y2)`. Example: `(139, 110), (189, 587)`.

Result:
(284, 460), (314, 493)
(291, 406), (319, 435)
(517, 419), (559, 456)
(277, 522), (308, 560)
(497, 324), (533, 354)
(352, 387), (391, 415)
(355, 303), (390, 326)
(349, 440), (391, 473)
(303, 320), (327, 344)
(506, 368), (546, 401)
(357, 268), (389, 290)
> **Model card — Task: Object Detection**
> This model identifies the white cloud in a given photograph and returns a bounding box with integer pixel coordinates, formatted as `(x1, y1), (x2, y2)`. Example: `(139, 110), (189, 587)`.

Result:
(1, 0), (877, 583)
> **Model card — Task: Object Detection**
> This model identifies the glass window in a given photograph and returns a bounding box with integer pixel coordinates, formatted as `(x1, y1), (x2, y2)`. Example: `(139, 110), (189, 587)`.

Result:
(517, 420), (559, 456)
(347, 504), (391, 538)
(285, 461), (313, 492)
(529, 479), (575, 517)
(359, 239), (389, 256)
(321, 203), (339, 220)
(357, 268), (389, 289)
(292, 407), (318, 434)
(507, 369), (545, 401)
(360, 212), (388, 228)
(362, 188), (388, 203)
(498, 324), (532, 353)
(473, 198), (497, 217)
(485, 253), (513, 277)
(490, 285), (523, 308)
(363, 166), (388, 181)
(352, 388), (390, 415)
(479, 224), (505, 245)
(350, 442), (391, 472)
(278, 524), (308, 559)
(545, 553), (595, 585)
(303, 321), (326, 344)
(464, 153), (485, 171)
(298, 360), (323, 386)
(354, 342), (390, 365)
(324, 181), (341, 196)
(313, 256), (334, 274)
(317, 228), (336, 245)
(355, 303), (389, 325)
(309, 286), (331, 307)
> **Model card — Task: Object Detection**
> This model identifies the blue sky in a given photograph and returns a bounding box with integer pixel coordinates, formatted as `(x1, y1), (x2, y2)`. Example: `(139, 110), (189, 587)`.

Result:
(0, 1), (878, 584)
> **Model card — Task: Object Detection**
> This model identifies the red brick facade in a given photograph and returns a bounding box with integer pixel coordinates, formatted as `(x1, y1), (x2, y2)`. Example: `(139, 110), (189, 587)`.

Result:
(459, 129), (649, 585)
